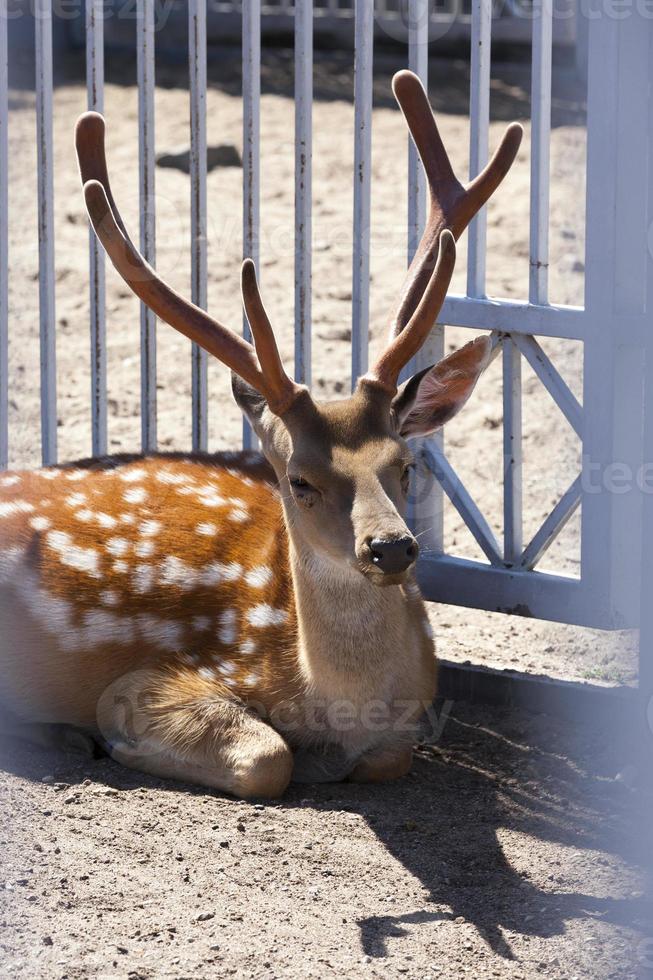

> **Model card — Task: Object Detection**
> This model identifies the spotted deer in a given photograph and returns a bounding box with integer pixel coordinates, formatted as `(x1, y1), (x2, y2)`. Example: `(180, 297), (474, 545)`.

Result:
(0, 72), (521, 797)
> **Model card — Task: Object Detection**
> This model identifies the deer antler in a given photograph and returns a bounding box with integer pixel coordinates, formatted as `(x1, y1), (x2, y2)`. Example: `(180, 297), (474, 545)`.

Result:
(366, 70), (522, 392)
(76, 112), (302, 417)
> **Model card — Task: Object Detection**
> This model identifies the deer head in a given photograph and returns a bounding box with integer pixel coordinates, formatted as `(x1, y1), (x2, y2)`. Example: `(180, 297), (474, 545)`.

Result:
(76, 71), (521, 588)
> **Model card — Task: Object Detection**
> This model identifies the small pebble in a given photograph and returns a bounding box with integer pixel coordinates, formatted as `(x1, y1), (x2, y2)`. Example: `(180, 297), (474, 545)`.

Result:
(195, 911), (215, 922)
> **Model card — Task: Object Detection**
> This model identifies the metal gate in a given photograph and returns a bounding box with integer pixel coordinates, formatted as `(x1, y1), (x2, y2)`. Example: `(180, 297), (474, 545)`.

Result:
(0, 1), (651, 646)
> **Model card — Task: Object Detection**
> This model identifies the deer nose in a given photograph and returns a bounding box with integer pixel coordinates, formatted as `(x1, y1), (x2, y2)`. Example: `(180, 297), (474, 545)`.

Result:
(369, 536), (419, 574)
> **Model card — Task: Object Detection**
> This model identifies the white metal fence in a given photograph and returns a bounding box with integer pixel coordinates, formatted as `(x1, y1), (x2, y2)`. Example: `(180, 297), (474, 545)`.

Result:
(1, 1), (652, 646)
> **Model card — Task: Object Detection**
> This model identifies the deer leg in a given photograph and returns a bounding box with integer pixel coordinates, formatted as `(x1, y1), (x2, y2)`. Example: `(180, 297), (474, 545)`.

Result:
(348, 743), (414, 783)
(96, 669), (293, 799)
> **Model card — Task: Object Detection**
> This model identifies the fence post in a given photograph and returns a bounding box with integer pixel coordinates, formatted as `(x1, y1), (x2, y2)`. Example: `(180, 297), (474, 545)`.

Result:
(637, 25), (653, 711)
(580, 11), (650, 629)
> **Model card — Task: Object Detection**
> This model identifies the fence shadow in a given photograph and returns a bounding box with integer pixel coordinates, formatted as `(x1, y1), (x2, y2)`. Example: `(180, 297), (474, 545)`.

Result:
(0, 699), (648, 964)
(8, 41), (586, 127)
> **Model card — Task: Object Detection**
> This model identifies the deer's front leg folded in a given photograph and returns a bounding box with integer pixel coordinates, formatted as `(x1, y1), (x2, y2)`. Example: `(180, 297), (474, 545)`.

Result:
(97, 668), (293, 799)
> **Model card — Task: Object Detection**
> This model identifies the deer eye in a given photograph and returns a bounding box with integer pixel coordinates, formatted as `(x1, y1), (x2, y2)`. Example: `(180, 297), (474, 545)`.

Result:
(288, 475), (319, 508)
(401, 464), (414, 493)
(289, 476), (311, 490)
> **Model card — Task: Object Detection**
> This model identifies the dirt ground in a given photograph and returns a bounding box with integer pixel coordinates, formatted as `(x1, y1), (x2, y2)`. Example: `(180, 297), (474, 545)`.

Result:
(1, 45), (650, 980)
(1, 699), (651, 980)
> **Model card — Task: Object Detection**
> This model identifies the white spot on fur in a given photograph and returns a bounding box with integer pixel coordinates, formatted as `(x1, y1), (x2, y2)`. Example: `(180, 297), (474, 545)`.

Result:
(133, 564), (155, 593)
(40, 470), (60, 480)
(196, 522), (217, 536)
(156, 470), (187, 486)
(139, 519), (161, 537)
(0, 500), (35, 518)
(229, 508), (249, 523)
(199, 667), (217, 681)
(106, 537), (129, 557)
(83, 609), (134, 646)
(65, 470), (89, 482)
(176, 485), (195, 497)
(120, 468), (145, 483)
(246, 604), (288, 628)
(217, 608), (237, 645)
(29, 515), (51, 532)
(217, 660), (236, 676)
(197, 489), (225, 508)
(124, 487), (147, 505)
(239, 639), (256, 656)
(75, 509), (94, 523)
(112, 560), (129, 574)
(134, 614), (182, 652)
(242, 672), (260, 687)
(134, 539), (155, 558)
(200, 561), (242, 587)
(0, 475), (20, 487)
(120, 512), (137, 526)
(97, 512), (118, 529)
(101, 590), (120, 607)
(46, 530), (101, 578)
(65, 492), (87, 508)
(192, 615), (211, 632)
(160, 556), (195, 590)
(245, 566), (272, 588)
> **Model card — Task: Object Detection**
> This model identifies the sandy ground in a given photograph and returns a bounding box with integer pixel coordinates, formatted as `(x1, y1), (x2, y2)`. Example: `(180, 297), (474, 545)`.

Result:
(1, 699), (651, 980)
(1, 47), (649, 980)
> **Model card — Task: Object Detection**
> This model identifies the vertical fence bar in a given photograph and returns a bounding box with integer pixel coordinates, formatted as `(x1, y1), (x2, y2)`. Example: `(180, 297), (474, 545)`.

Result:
(189, 0), (208, 451)
(137, 0), (157, 451)
(405, 0), (444, 555)
(86, 0), (107, 458)
(529, 0), (552, 305)
(351, 0), (373, 387)
(0, 6), (7, 469)
(242, 0), (260, 449)
(466, 0), (490, 299)
(35, 0), (57, 466)
(503, 337), (522, 562)
(407, 0), (427, 267)
(294, 0), (312, 387)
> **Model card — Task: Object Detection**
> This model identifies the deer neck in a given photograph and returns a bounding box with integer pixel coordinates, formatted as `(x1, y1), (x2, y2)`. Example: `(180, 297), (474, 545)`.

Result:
(285, 530), (417, 698)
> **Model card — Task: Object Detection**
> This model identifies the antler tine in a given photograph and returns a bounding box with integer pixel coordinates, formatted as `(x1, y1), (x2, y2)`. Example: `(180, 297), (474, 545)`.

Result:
(241, 259), (302, 415)
(386, 70), (523, 343)
(369, 229), (456, 392)
(76, 112), (300, 416)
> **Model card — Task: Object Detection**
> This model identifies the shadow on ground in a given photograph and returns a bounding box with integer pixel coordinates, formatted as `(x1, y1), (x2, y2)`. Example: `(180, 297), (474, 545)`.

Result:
(1, 699), (649, 973)
(8, 42), (587, 128)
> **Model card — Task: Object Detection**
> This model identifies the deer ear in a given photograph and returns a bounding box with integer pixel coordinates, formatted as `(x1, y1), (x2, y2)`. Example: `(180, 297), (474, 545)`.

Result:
(231, 372), (269, 429)
(392, 336), (492, 439)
